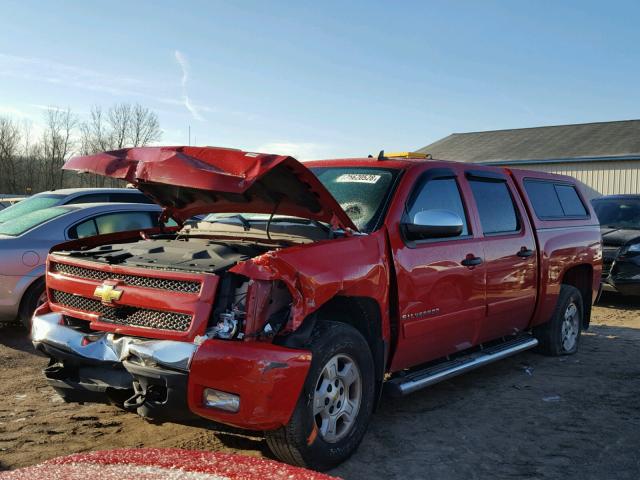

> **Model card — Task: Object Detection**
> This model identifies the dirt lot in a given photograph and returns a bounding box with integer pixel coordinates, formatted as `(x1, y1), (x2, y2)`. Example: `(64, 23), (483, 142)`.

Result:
(1, 293), (639, 479)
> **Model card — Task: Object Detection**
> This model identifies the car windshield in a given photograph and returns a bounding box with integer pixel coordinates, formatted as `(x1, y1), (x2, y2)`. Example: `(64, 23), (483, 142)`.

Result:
(200, 167), (398, 233)
(0, 194), (64, 224)
(0, 207), (69, 236)
(311, 167), (398, 231)
(592, 198), (640, 229)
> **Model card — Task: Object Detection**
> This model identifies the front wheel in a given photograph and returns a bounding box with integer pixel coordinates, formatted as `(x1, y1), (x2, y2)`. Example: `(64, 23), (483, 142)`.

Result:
(266, 321), (375, 471)
(534, 284), (583, 356)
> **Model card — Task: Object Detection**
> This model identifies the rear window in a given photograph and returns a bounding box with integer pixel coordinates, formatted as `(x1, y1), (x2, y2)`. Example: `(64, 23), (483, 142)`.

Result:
(0, 207), (69, 236)
(524, 180), (587, 220)
(0, 194), (64, 224)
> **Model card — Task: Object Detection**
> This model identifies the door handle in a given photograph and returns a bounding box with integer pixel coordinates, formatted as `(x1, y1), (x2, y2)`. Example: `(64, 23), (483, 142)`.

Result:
(461, 256), (483, 267)
(517, 248), (534, 258)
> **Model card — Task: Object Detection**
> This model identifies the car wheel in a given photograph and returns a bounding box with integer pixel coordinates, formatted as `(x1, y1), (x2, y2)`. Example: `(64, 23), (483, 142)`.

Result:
(19, 277), (46, 331)
(534, 284), (583, 356)
(266, 321), (375, 471)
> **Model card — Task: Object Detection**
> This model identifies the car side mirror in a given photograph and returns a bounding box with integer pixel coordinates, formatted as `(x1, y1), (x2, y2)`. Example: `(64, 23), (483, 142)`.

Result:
(403, 209), (464, 240)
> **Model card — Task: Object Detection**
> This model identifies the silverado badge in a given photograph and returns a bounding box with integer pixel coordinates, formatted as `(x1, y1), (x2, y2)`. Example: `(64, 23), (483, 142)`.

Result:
(94, 283), (123, 304)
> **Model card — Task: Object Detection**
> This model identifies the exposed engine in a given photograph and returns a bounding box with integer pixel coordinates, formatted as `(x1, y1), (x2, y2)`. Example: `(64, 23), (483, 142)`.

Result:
(59, 237), (270, 274)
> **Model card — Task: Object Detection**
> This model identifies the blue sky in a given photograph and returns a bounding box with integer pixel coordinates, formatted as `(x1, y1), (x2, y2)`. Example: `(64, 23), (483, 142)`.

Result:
(1, 0), (639, 159)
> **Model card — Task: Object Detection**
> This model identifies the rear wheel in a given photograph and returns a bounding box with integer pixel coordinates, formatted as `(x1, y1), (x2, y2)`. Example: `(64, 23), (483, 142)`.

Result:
(534, 284), (583, 356)
(266, 321), (375, 471)
(19, 277), (46, 331)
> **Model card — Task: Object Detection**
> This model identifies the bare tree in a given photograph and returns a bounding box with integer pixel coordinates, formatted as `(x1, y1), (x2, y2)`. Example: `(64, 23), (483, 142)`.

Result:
(0, 117), (21, 193)
(80, 106), (113, 155)
(19, 121), (43, 194)
(129, 104), (161, 147)
(41, 108), (77, 189)
(0, 102), (162, 194)
(108, 103), (132, 150)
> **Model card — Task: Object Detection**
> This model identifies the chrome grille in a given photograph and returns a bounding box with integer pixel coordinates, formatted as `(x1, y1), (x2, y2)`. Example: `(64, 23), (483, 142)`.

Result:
(51, 262), (201, 294)
(50, 290), (192, 332)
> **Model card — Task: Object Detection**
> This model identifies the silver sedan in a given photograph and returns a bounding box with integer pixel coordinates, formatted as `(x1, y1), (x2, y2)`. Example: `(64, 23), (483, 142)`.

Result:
(0, 202), (164, 327)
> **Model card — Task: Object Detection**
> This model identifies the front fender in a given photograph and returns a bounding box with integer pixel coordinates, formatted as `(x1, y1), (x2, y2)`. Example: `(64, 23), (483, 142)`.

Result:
(230, 230), (391, 338)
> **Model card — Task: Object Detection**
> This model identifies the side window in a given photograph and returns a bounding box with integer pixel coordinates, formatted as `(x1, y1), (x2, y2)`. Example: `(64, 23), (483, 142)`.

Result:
(95, 212), (154, 234)
(555, 185), (587, 216)
(68, 219), (98, 239)
(66, 194), (110, 204)
(469, 180), (519, 234)
(407, 178), (469, 237)
(524, 181), (563, 218)
(524, 180), (588, 219)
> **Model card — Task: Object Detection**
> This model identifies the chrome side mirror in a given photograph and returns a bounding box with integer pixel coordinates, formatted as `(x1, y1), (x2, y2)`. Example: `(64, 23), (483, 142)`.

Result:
(403, 209), (464, 239)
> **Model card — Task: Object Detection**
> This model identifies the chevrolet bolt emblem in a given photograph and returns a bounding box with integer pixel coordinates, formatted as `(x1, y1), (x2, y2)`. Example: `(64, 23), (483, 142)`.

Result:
(94, 284), (123, 304)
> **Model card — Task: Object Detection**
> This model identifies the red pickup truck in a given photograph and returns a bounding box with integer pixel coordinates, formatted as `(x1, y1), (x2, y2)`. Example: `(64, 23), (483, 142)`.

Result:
(32, 147), (601, 470)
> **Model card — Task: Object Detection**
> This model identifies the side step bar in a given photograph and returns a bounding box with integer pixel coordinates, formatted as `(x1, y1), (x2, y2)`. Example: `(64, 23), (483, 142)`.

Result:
(385, 336), (538, 397)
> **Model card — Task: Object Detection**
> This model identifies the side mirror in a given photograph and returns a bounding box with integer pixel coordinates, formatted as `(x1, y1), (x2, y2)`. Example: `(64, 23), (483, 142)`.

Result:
(403, 209), (464, 240)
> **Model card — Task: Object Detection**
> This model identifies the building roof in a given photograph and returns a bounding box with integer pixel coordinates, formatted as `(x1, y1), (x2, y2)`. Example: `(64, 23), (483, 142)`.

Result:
(418, 120), (640, 165)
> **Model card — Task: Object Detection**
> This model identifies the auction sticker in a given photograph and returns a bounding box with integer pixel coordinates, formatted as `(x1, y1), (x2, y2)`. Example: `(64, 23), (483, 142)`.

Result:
(0, 449), (339, 480)
(335, 173), (381, 184)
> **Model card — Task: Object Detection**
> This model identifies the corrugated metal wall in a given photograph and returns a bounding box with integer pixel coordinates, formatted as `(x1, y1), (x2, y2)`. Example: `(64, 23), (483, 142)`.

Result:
(506, 160), (640, 196)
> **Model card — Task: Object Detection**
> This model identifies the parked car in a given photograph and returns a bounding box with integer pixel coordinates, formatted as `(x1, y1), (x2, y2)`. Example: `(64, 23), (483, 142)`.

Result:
(0, 188), (153, 225)
(0, 202), (166, 327)
(592, 194), (640, 295)
(32, 147), (601, 471)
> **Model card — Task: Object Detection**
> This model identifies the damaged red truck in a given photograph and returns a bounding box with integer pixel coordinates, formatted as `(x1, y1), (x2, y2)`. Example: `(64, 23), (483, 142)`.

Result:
(32, 147), (601, 470)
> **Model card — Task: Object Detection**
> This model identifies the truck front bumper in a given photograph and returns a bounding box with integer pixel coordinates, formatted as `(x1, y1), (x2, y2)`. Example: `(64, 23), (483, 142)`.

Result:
(32, 308), (312, 431)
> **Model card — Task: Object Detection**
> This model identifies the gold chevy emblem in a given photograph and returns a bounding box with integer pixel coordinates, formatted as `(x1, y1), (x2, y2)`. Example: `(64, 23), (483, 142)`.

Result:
(94, 284), (123, 304)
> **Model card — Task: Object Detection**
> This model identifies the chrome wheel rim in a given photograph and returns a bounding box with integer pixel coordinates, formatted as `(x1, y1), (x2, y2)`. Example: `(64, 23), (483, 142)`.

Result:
(312, 353), (362, 443)
(561, 302), (579, 352)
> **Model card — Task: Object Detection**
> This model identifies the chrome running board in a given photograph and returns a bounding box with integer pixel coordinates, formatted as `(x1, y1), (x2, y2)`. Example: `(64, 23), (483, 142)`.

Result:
(386, 336), (538, 396)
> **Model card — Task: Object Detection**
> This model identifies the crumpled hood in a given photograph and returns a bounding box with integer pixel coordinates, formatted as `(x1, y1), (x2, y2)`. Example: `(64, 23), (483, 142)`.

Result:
(64, 146), (357, 230)
(600, 227), (640, 247)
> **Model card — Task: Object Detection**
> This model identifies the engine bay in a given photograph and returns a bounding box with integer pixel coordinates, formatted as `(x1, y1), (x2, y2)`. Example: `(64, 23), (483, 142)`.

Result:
(59, 237), (270, 274)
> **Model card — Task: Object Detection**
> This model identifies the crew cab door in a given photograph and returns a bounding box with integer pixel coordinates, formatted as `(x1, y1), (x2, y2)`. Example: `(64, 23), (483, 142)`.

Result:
(388, 166), (486, 371)
(464, 170), (538, 342)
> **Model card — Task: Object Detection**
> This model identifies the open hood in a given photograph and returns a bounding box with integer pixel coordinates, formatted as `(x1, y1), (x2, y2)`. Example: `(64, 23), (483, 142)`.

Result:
(64, 146), (357, 230)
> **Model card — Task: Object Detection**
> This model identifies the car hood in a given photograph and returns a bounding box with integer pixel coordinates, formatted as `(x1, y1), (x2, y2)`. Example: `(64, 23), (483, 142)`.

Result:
(63, 146), (357, 230)
(600, 227), (640, 247)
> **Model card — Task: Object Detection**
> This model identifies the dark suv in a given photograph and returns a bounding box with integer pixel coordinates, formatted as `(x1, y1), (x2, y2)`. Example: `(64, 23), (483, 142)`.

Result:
(592, 195), (640, 295)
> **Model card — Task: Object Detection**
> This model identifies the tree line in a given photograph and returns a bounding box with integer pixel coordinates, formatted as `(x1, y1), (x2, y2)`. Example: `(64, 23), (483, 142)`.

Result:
(0, 103), (162, 195)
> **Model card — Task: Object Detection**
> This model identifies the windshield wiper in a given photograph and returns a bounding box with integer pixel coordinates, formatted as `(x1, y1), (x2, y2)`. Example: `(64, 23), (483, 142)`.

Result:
(267, 217), (331, 233)
(207, 214), (251, 231)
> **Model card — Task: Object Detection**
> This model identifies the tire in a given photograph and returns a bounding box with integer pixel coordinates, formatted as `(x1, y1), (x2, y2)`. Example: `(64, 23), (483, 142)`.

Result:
(534, 284), (583, 356)
(19, 277), (46, 331)
(266, 321), (376, 471)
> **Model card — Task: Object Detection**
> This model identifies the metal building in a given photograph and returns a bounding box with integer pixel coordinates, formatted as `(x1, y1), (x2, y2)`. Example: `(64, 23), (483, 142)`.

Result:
(418, 120), (640, 198)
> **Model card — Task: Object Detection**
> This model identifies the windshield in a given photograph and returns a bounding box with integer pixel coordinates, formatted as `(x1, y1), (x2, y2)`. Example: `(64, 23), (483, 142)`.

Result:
(200, 167), (398, 233)
(0, 207), (69, 236)
(0, 194), (64, 224)
(592, 198), (640, 229)
(311, 167), (398, 231)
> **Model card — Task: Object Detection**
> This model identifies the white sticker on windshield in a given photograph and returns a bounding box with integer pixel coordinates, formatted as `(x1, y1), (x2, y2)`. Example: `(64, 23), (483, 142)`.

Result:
(336, 173), (382, 184)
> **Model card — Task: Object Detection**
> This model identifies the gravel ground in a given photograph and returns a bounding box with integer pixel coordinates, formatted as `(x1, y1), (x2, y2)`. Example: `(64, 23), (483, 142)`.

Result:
(1, 292), (639, 479)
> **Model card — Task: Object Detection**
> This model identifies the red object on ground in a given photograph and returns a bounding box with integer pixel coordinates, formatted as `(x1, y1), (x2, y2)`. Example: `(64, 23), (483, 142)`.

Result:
(0, 448), (340, 480)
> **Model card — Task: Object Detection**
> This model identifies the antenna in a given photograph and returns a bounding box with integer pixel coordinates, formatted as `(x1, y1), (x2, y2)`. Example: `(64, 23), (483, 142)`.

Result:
(377, 150), (385, 160)
(188, 125), (191, 146)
